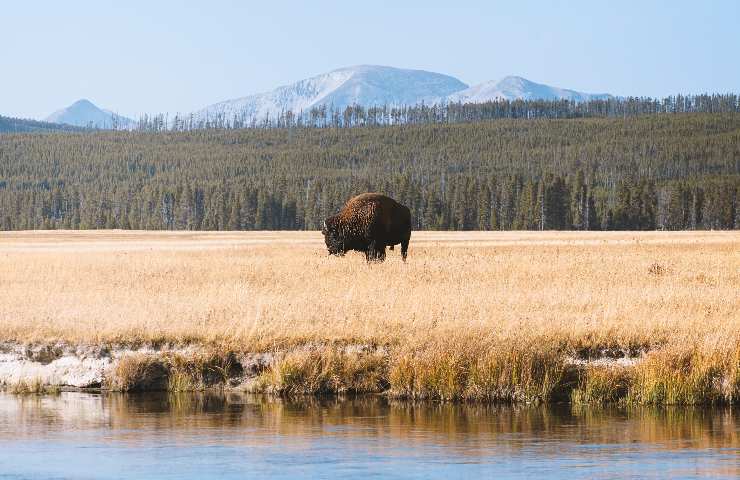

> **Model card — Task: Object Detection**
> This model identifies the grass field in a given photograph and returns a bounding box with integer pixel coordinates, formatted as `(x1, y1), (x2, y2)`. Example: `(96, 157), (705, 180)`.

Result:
(1, 230), (739, 403)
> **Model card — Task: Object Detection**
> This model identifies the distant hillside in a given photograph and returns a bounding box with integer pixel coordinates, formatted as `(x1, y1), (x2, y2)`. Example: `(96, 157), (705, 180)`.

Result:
(0, 113), (737, 232)
(0, 115), (83, 133)
(45, 99), (134, 129)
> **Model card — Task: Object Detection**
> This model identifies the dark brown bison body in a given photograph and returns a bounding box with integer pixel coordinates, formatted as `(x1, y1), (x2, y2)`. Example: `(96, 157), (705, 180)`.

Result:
(322, 193), (411, 262)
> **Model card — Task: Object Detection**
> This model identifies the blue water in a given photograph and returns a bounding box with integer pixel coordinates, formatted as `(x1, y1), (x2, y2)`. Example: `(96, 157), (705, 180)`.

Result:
(0, 393), (738, 479)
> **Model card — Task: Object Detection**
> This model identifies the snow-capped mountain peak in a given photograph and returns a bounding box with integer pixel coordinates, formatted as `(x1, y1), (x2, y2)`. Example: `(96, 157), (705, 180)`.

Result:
(45, 99), (134, 129)
(192, 65), (469, 123)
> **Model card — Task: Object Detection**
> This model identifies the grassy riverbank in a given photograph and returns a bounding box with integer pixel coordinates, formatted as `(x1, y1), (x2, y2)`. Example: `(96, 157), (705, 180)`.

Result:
(1, 230), (738, 404)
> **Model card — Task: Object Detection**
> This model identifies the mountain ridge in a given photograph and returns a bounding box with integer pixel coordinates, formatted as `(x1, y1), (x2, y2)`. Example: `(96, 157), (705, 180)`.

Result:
(192, 66), (612, 123)
(447, 75), (612, 103)
(192, 65), (469, 123)
(39, 66), (614, 128)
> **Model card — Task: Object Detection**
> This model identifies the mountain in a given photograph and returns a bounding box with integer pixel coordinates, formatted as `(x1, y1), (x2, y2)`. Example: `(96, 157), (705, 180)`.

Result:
(0, 115), (83, 134)
(192, 65), (468, 122)
(192, 67), (613, 123)
(45, 99), (134, 129)
(445, 76), (612, 104)
(41, 69), (613, 128)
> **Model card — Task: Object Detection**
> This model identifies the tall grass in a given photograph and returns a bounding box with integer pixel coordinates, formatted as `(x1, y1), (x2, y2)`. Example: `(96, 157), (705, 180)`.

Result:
(105, 352), (240, 392)
(1, 230), (738, 403)
(389, 338), (566, 402)
(6, 377), (60, 395)
(256, 347), (388, 395)
(628, 342), (740, 405)
(571, 366), (629, 405)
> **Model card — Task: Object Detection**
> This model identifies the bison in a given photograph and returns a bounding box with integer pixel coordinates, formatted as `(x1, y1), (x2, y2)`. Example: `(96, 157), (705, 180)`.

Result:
(322, 193), (411, 262)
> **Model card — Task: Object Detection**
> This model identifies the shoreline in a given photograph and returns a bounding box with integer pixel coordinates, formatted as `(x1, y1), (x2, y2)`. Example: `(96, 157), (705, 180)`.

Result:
(3, 340), (735, 406)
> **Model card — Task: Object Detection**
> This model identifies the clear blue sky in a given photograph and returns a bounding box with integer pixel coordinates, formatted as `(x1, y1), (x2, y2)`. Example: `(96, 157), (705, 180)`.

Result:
(3, 0), (739, 119)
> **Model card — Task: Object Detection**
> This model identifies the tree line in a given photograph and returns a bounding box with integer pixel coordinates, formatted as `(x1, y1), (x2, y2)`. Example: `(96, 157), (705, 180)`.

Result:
(0, 113), (738, 231)
(156, 94), (740, 131)
(0, 115), (82, 134)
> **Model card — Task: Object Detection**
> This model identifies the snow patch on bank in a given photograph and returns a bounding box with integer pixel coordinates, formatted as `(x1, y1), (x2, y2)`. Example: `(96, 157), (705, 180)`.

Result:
(0, 341), (646, 392)
(0, 343), (201, 389)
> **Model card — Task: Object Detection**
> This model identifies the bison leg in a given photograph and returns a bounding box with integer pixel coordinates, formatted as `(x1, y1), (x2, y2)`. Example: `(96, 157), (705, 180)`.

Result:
(401, 235), (410, 262)
(366, 241), (386, 263)
(365, 241), (374, 262)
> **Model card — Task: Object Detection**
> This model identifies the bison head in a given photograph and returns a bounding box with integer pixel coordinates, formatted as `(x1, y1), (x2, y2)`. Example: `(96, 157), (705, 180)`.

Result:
(321, 216), (346, 256)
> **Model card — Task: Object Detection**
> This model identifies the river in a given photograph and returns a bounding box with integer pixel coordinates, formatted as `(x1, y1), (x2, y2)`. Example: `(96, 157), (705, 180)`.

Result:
(1, 392), (738, 479)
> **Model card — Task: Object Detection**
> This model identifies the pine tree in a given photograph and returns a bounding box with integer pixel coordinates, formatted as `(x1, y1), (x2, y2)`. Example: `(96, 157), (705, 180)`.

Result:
(571, 170), (587, 230)
(228, 197), (242, 230)
(477, 183), (491, 230)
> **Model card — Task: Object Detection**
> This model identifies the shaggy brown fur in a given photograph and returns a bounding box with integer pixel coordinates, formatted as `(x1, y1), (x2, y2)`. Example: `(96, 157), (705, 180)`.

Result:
(322, 193), (411, 262)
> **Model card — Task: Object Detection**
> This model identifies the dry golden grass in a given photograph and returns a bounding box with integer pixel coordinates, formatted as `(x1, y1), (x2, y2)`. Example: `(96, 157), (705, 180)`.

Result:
(7, 377), (60, 395)
(1, 230), (738, 403)
(255, 347), (388, 396)
(104, 351), (237, 392)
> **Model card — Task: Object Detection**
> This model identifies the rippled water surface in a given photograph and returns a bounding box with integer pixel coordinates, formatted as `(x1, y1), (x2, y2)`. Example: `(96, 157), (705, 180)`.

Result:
(1, 392), (739, 479)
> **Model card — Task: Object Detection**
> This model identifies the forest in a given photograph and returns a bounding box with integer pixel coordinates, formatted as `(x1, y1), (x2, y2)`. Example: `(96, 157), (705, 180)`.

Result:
(0, 109), (738, 231)
(0, 115), (82, 134)
(153, 93), (740, 131)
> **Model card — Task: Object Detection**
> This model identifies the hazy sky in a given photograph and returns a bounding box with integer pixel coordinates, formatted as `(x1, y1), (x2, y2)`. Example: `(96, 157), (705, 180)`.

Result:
(3, 0), (739, 119)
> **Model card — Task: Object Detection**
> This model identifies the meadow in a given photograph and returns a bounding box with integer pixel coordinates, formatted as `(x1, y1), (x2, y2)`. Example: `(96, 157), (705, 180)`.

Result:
(1, 230), (738, 404)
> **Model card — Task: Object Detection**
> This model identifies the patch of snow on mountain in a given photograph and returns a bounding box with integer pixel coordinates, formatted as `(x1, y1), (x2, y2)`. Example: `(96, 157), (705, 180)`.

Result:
(446, 76), (612, 103)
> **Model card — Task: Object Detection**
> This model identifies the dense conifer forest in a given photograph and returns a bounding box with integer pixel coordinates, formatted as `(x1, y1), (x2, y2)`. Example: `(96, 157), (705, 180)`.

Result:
(0, 115), (82, 134)
(0, 107), (738, 231)
(152, 94), (740, 131)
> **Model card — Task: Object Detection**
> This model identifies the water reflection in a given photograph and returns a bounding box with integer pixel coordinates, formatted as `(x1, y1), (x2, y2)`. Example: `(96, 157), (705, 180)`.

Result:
(1, 392), (738, 479)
